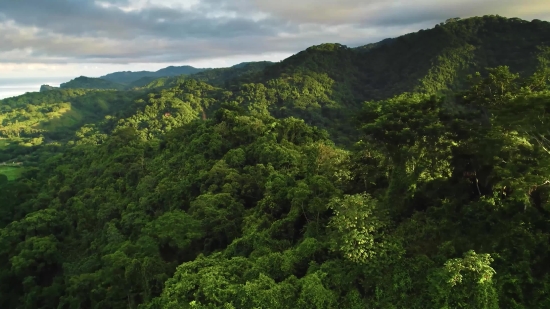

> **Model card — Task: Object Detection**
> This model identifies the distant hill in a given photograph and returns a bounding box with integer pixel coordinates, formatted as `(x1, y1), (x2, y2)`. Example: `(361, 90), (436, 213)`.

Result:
(254, 15), (550, 101)
(99, 63), (273, 88)
(60, 76), (126, 90)
(39, 85), (59, 92)
(188, 61), (275, 86)
(126, 76), (160, 88)
(354, 38), (396, 52)
(230, 61), (274, 69)
(125, 61), (276, 91)
(100, 65), (208, 85)
(119, 16), (550, 143)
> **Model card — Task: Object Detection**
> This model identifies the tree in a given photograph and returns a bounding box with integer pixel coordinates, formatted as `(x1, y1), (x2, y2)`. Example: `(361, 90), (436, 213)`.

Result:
(429, 251), (498, 309)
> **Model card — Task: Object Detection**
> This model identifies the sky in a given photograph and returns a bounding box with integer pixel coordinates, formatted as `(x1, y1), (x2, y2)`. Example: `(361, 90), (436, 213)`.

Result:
(1, 0), (550, 79)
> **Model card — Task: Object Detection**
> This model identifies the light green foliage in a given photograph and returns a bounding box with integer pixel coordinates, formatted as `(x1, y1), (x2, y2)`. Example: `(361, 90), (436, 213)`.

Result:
(430, 251), (498, 309)
(144, 210), (204, 249)
(358, 93), (455, 215)
(0, 166), (24, 181)
(328, 193), (388, 263)
(418, 44), (476, 94)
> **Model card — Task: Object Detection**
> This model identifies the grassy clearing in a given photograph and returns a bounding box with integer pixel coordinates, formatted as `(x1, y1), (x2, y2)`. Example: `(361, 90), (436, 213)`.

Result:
(38, 107), (85, 131)
(0, 166), (24, 180)
(0, 166), (25, 181)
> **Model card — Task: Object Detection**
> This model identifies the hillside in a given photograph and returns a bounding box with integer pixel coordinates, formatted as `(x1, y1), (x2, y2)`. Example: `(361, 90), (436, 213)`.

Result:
(39, 85), (59, 92)
(189, 61), (275, 87)
(60, 76), (126, 90)
(215, 15), (550, 143)
(1, 15), (550, 309)
(119, 61), (276, 91)
(100, 65), (208, 85)
(256, 15), (550, 101)
(0, 88), (142, 164)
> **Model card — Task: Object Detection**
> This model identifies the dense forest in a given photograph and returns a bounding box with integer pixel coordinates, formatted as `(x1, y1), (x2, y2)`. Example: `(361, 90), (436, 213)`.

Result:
(1, 15), (550, 308)
(41, 63), (274, 93)
(100, 66), (209, 86)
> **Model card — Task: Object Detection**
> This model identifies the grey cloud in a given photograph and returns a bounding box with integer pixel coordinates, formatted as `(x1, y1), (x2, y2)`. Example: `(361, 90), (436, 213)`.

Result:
(1, 0), (549, 67)
(353, 0), (510, 27)
(242, 0), (550, 26)
(0, 21), (300, 64)
(0, 24), (407, 65)
(0, 0), (292, 39)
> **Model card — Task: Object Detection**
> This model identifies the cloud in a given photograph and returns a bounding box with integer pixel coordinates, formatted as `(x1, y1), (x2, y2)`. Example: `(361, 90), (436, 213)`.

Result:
(239, 0), (550, 25)
(0, 0), (549, 78)
(0, 0), (288, 39)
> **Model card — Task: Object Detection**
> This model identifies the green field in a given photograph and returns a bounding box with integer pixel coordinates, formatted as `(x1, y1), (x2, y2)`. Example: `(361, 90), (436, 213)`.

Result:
(37, 107), (85, 131)
(0, 166), (24, 181)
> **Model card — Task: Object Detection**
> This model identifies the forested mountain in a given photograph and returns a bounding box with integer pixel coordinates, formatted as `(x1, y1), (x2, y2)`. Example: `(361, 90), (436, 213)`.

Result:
(39, 77), (127, 92)
(189, 61), (275, 87)
(100, 65), (208, 85)
(39, 63), (272, 93)
(257, 15), (550, 101)
(1, 15), (550, 308)
(124, 62), (276, 92)
(60, 76), (126, 91)
(39, 85), (60, 92)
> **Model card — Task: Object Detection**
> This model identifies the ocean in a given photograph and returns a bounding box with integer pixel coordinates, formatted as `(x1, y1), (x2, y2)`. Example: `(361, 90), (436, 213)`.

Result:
(0, 77), (74, 100)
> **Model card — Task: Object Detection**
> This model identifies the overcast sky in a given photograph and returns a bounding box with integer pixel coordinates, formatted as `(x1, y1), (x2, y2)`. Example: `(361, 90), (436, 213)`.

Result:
(1, 0), (550, 78)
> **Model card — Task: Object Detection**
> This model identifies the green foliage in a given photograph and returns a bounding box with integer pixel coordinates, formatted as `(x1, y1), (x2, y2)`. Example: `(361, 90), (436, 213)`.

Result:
(60, 76), (126, 90)
(328, 193), (390, 264)
(101, 65), (207, 85)
(429, 251), (498, 309)
(0, 173), (7, 184)
(0, 166), (25, 181)
(189, 61), (274, 87)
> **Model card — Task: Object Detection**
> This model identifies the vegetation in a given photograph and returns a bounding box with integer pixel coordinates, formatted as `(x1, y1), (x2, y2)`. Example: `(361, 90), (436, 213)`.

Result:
(0, 165), (24, 181)
(60, 76), (126, 90)
(1, 15), (550, 308)
(189, 61), (275, 87)
(40, 85), (60, 92)
(101, 66), (208, 85)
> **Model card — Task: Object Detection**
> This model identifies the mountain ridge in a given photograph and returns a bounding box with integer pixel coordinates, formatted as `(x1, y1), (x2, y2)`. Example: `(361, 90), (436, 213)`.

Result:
(252, 15), (550, 101)
(100, 65), (208, 85)
(37, 15), (550, 97)
(17, 15), (550, 146)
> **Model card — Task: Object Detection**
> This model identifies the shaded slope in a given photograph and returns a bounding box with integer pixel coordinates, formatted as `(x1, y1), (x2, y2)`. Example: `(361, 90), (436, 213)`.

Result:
(189, 61), (275, 87)
(249, 15), (550, 101)
(60, 76), (126, 90)
(196, 15), (550, 144)
(39, 85), (59, 92)
(131, 61), (276, 91)
(100, 65), (208, 85)
(356, 15), (550, 97)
